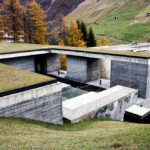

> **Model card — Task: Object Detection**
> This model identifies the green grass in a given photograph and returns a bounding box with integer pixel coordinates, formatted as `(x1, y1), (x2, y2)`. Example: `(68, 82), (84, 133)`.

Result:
(0, 118), (149, 150)
(0, 42), (51, 53)
(93, 0), (150, 43)
(1, 42), (150, 58)
(66, 0), (150, 43)
(51, 45), (150, 58)
(0, 63), (54, 93)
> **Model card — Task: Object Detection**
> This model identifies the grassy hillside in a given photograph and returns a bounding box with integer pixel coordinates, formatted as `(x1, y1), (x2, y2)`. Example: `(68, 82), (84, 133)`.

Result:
(66, 0), (150, 44)
(0, 118), (150, 150)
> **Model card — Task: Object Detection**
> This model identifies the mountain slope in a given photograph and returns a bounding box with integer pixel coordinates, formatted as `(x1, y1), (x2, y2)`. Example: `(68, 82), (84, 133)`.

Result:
(66, 0), (150, 43)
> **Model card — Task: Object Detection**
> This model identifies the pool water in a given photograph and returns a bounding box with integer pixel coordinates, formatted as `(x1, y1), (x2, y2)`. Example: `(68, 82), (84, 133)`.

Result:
(62, 87), (87, 101)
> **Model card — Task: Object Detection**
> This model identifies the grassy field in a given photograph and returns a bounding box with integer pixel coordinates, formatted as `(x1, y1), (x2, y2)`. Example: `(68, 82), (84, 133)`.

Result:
(0, 118), (149, 150)
(66, 0), (150, 44)
(0, 64), (54, 93)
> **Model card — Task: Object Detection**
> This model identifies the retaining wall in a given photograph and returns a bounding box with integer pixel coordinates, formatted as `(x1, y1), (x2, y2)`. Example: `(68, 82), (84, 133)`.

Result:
(0, 82), (63, 125)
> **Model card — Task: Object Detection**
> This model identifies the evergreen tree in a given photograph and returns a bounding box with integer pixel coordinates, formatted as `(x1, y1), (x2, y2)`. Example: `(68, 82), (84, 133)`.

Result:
(27, 0), (47, 44)
(80, 21), (88, 43)
(67, 18), (86, 47)
(76, 20), (81, 29)
(87, 26), (97, 47)
(2, 0), (24, 43)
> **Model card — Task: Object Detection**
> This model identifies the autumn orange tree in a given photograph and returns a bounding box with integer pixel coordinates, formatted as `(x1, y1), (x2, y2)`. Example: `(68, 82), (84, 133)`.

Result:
(67, 18), (86, 47)
(1, 0), (24, 43)
(0, 14), (4, 41)
(26, 0), (47, 44)
(98, 38), (109, 46)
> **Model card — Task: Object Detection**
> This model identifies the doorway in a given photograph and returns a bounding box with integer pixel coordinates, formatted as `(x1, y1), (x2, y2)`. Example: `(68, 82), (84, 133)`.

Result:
(34, 55), (47, 74)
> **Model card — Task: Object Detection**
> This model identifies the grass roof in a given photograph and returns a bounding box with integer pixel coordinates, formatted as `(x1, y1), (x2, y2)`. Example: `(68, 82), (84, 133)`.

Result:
(50, 45), (150, 58)
(0, 63), (55, 93)
(0, 42), (51, 53)
(0, 42), (150, 58)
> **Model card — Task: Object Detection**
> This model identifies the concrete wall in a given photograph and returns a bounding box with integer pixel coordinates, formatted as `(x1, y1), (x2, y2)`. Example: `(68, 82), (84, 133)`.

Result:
(101, 59), (111, 80)
(63, 85), (138, 123)
(0, 83), (63, 125)
(47, 54), (60, 73)
(111, 60), (148, 99)
(67, 56), (87, 82)
(87, 58), (101, 81)
(95, 92), (138, 121)
(67, 56), (101, 83)
(0, 56), (35, 72)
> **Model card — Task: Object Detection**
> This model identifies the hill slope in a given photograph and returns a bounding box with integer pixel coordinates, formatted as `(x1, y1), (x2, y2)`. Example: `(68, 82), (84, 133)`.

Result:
(66, 0), (150, 43)
(0, 118), (150, 150)
(1, 0), (150, 43)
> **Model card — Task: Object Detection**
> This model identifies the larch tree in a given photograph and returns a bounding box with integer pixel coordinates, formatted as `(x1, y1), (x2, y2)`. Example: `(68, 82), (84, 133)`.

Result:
(56, 13), (68, 45)
(23, 1), (33, 43)
(67, 18), (86, 47)
(98, 38), (109, 46)
(27, 0), (47, 44)
(1, 0), (24, 43)
(0, 14), (4, 40)
(87, 26), (97, 47)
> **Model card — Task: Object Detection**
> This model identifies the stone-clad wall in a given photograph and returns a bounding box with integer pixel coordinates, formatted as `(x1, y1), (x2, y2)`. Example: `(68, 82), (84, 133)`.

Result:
(47, 54), (60, 73)
(95, 91), (138, 121)
(111, 60), (148, 98)
(67, 56), (87, 82)
(67, 56), (101, 83)
(0, 56), (35, 72)
(87, 58), (101, 81)
(0, 83), (63, 125)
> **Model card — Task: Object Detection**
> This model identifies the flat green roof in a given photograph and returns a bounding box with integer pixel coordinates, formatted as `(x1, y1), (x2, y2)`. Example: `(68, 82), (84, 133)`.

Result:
(0, 63), (55, 93)
(50, 45), (150, 58)
(0, 42), (150, 58)
(0, 42), (51, 53)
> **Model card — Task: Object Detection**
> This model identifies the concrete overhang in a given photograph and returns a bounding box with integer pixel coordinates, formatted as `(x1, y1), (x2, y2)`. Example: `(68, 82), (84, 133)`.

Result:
(51, 49), (149, 64)
(0, 49), (50, 60)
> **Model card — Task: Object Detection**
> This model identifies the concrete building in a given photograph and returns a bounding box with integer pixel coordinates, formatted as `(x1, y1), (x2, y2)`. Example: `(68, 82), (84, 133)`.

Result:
(1, 43), (150, 123)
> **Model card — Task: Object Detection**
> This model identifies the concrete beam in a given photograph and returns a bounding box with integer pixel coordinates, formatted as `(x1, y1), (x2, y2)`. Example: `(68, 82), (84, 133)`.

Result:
(51, 49), (149, 64)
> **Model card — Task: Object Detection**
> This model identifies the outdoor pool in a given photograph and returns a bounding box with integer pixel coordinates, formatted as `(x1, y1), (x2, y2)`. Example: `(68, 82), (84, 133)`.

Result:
(62, 87), (87, 101)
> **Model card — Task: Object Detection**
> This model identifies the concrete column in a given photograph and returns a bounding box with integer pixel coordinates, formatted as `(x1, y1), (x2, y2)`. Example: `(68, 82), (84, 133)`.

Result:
(46, 54), (60, 74)
(111, 60), (149, 99)
(67, 56), (101, 83)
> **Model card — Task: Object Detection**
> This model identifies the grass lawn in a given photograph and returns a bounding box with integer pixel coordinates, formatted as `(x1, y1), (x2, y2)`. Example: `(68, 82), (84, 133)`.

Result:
(0, 118), (149, 150)
(0, 42), (51, 53)
(0, 63), (54, 93)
